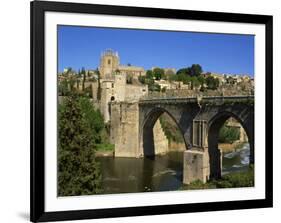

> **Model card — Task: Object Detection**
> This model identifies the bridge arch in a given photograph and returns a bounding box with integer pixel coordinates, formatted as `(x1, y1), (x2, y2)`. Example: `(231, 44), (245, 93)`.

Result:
(140, 107), (188, 157)
(207, 110), (254, 179)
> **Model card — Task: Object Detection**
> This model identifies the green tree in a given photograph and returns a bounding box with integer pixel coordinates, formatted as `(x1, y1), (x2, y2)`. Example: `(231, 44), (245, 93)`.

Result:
(96, 69), (102, 100)
(168, 73), (178, 82)
(58, 94), (102, 196)
(58, 79), (70, 96)
(138, 76), (146, 84)
(206, 76), (219, 90)
(191, 76), (200, 89)
(68, 76), (76, 91)
(146, 70), (154, 79)
(78, 97), (105, 144)
(176, 72), (192, 84)
(153, 67), (165, 80)
(81, 67), (86, 91)
(197, 75), (206, 85)
(176, 68), (189, 75)
(189, 64), (203, 76)
(218, 124), (240, 143)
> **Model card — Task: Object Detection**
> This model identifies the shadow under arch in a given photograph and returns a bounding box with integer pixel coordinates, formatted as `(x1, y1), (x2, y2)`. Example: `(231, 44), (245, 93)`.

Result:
(141, 107), (188, 158)
(207, 110), (254, 179)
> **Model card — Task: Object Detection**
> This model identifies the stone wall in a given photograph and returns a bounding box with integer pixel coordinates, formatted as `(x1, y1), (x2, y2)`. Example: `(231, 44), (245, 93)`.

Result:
(169, 142), (186, 151)
(125, 84), (148, 102)
(153, 120), (169, 155)
(110, 101), (170, 157)
(110, 102), (140, 157)
(91, 82), (99, 101)
(100, 80), (114, 122)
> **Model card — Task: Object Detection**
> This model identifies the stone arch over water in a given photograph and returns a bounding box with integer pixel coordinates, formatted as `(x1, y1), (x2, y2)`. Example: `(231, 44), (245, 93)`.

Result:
(140, 107), (187, 157)
(207, 110), (254, 179)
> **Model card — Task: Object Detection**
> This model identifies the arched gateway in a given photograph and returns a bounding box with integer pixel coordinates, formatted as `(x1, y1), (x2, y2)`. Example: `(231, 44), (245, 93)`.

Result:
(110, 96), (254, 184)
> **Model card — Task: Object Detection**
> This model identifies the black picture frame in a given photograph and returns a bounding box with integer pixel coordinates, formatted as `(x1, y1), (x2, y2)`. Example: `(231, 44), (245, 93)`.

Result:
(30, 0), (273, 222)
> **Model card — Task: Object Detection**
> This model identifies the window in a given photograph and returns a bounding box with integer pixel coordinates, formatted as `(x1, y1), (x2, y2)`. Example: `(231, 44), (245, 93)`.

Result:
(108, 59), (111, 65)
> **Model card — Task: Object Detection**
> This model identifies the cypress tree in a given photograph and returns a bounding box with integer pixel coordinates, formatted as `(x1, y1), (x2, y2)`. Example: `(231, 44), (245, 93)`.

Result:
(58, 94), (102, 196)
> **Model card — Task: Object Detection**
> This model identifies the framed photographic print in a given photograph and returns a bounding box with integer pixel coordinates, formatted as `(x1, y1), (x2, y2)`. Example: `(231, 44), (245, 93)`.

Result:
(30, 0), (273, 222)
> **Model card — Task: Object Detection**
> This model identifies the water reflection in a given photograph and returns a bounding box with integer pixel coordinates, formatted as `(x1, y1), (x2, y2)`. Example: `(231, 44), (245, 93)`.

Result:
(96, 143), (250, 194)
(96, 152), (183, 194)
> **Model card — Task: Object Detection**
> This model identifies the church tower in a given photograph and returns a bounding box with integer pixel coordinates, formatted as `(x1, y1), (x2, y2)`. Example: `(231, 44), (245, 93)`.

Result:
(99, 49), (120, 79)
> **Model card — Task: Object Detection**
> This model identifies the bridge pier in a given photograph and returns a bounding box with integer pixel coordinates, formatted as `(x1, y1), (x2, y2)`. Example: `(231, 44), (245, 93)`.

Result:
(183, 148), (210, 184)
(183, 119), (210, 184)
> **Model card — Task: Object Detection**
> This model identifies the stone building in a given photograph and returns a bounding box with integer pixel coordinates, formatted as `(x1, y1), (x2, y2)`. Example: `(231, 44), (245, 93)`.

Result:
(99, 49), (145, 79)
(92, 49), (148, 122)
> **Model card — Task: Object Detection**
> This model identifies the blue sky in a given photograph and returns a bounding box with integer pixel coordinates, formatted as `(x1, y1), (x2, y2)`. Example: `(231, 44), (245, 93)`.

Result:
(58, 25), (254, 76)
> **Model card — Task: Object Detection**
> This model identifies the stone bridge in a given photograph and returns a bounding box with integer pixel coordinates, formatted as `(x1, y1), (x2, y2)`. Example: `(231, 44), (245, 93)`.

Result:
(109, 96), (254, 184)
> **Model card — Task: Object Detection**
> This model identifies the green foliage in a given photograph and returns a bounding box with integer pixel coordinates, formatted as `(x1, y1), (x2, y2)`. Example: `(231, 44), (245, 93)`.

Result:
(176, 64), (203, 77)
(68, 76), (76, 91)
(217, 166), (254, 188)
(78, 97), (105, 144)
(170, 72), (191, 84)
(97, 70), (102, 100)
(167, 73), (177, 82)
(189, 64), (203, 76)
(180, 180), (216, 190)
(206, 76), (220, 90)
(96, 143), (115, 152)
(81, 67), (86, 91)
(58, 79), (70, 96)
(159, 115), (184, 143)
(190, 76), (201, 89)
(58, 94), (102, 196)
(181, 166), (254, 190)
(138, 76), (146, 84)
(176, 68), (189, 75)
(146, 70), (154, 79)
(148, 83), (161, 92)
(219, 124), (240, 143)
(197, 75), (206, 85)
(173, 64), (204, 88)
(153, 67), (165, 80)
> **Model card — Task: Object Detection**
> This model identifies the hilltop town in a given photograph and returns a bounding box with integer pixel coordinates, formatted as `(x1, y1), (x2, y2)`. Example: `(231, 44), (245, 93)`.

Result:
(58, 49), (254, 123)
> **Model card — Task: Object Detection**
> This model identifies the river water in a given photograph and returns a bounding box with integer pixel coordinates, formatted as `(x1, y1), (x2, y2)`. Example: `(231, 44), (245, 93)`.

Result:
(96, 143), (250, 194)
(221, 143), (250, 175)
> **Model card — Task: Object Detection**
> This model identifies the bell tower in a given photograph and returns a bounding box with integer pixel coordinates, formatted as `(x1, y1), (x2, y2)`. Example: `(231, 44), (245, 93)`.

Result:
(99, 49), (120, 79)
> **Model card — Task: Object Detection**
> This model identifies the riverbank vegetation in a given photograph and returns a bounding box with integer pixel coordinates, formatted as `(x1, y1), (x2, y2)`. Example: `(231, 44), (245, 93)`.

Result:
(219, 123), (240, 143)
(96, 143), (115, 151)
(180, 165), (254, 190)
(58, 92), (115, 196)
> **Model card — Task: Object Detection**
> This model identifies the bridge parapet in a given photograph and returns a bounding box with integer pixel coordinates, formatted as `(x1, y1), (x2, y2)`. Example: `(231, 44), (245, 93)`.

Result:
(139, 95), (254, 106)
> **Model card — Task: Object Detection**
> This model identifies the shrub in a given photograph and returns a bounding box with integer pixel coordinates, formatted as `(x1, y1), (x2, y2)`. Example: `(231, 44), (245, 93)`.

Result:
(219, 125), (240, 143)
